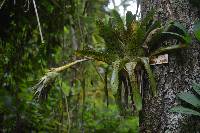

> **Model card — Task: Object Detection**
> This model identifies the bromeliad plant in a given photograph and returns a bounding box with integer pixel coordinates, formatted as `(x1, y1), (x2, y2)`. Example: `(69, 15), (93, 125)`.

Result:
(76, 10), (191, 111)
(33, 10), (191, 111)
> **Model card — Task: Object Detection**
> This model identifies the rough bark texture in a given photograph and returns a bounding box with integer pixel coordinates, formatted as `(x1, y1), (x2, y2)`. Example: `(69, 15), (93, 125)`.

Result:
(140, 0), (200, 132)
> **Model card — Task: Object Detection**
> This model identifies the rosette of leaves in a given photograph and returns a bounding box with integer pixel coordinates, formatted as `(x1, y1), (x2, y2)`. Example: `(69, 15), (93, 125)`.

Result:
(76, 10), (191, 111)
(170, 83), (200, 116)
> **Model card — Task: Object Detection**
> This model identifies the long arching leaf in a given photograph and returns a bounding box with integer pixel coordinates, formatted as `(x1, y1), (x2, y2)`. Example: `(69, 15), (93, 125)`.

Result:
(170, 106), (200, 116)
(111, 60), (121, 95)
(110, 58), (129, 95)
(125, 61), (142, 111)
(164, 21), (187, 36)
(139, 57), (157, 96)
(150, 44), (187, 57)
(178, 92), (200, 108)
(161, 32), (191, 44)
(142, 27), (163, 49)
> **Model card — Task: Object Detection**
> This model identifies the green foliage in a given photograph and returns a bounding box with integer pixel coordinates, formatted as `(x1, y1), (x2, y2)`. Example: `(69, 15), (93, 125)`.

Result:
(126, 11), (136, 28)
(139, 57), (157, 96)
(1, 0), (192, 131)
(170, 106), (200, 116)
(1, 0), (124, 132)
(125, 61), (142, 111)
(170, 83), (200, 116)
(77, 9), (191, 111)
(193, 20), (200, 42)
(111, 60), (121, 95)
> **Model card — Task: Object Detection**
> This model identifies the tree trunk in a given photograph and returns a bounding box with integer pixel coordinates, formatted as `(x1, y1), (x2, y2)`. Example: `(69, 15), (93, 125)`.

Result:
(140, 0), (200, 132)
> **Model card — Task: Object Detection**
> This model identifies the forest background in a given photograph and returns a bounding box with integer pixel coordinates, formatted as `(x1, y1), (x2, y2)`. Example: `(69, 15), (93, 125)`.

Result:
(1, 0), (200, 132)
(0, 0), (140, 132)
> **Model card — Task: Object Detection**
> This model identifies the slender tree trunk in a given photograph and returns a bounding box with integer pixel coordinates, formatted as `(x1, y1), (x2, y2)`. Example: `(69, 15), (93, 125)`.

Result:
(140, 0), (200, 132)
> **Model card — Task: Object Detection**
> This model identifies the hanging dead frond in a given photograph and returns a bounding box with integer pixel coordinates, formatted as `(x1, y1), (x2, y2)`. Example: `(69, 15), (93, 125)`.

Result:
(33, 58), (90, 102)
(33, 71), (59, 101)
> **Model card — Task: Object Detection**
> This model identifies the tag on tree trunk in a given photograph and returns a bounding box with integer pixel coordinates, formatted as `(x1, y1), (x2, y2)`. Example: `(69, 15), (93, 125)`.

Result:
(150, 54), (168, 65)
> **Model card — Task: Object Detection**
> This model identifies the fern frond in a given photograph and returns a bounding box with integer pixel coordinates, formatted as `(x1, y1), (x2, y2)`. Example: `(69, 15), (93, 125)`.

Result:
(150, 44), (187, 57)
(125, 61), (142, 111)
(139, 57), (157, 96)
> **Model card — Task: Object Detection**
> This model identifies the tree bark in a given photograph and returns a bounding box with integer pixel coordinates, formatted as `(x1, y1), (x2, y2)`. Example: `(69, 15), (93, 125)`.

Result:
(140, 0), (200, 132)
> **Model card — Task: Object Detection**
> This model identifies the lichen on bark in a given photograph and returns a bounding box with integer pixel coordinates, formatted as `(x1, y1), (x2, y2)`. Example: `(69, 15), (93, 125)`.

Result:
(140, 0), (200, 132)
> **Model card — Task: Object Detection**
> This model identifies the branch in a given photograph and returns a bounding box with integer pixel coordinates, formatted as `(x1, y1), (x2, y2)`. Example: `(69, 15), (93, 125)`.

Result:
(49, 58), (90, 73)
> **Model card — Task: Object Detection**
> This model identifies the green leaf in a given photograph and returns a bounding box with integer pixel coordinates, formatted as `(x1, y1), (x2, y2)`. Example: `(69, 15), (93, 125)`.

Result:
(110, 10), (124, 31)
(170, 106), (200, 116)
(145, 20), (161, 37)
(178, 92), (200, 108)
(111, 60), (121, 95)
(126, 11), (136, 28)
(111, 58), (128, 95)
(142, 27), (163, 50)
(193, 20), (200, 42)
(96, 20), (124, 55)
(161, 32), (191, 44)
(150, 44), (187, 57)
(139, 57), (157, 96)
(164, 21), (187, 36)
(193, 83), (200, 96)
(125, 61), (142, 111)
(76, 50), (113, 64)
(163, 22), (191, 44)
